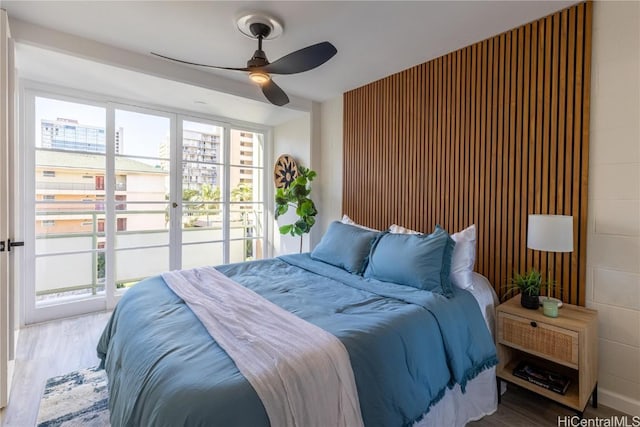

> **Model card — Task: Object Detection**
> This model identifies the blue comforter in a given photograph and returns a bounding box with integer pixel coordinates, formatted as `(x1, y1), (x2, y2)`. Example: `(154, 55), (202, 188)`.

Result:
(97, 254), (497, 427)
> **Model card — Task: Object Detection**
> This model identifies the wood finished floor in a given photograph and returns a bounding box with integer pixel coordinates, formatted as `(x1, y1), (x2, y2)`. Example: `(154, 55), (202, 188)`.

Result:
(0, 312), (630, 426)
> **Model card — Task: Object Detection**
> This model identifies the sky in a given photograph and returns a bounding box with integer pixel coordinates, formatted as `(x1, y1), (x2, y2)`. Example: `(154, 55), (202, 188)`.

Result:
(35, 96), (224, 164)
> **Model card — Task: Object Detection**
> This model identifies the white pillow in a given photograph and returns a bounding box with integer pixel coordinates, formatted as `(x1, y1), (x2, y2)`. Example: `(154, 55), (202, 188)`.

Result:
(389, 223), (477, 290)
(341, 214), (380, 232)
(450, 224), (476, 290)
(388, 224), (421, 235)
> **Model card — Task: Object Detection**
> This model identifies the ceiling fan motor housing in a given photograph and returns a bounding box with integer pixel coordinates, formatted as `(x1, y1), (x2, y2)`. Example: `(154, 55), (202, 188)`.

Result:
(247, 51), (269, 68)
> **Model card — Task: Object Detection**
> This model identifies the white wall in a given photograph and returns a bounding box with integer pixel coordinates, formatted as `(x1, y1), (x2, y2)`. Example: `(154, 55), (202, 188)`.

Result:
(586, 0), (640, 415)
(272, 99), (342, 254)
(318, 96), (344, 236)
(273, 114), (312, 254)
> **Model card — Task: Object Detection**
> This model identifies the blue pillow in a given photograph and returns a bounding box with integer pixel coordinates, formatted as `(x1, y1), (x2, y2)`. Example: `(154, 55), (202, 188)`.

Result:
(311, 221), (380, 274)
(364, 225), (455, 296)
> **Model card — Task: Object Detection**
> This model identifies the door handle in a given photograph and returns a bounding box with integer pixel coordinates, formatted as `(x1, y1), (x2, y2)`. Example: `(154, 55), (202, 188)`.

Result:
(8, 239), (24, 251)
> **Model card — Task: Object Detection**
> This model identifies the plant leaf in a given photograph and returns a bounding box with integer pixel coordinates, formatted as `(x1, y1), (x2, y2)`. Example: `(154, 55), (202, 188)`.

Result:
(275, 203), (288, 219)
(305, 216), (316, 228)
(295, 219), (310, 234)
(279, 224), (293, 235)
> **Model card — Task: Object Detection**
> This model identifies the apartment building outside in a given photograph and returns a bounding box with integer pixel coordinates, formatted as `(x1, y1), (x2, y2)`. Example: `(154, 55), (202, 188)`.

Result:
(41, 117), (124, 154)
(35, 150), (168, 235)
(161, 127), (257, 194)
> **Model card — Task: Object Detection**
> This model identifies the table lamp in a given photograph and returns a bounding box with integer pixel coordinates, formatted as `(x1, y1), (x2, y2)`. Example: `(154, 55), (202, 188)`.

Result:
(527, 214), (574, 316)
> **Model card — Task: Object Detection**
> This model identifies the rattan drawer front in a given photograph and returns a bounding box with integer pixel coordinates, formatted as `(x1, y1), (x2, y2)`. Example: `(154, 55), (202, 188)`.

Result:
(498, 312), (579, 367)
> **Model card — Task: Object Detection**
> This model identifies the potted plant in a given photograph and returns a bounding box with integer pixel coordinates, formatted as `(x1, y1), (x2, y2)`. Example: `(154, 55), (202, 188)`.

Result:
(506, 269), (543, 309)
(274, 166), (318, 253)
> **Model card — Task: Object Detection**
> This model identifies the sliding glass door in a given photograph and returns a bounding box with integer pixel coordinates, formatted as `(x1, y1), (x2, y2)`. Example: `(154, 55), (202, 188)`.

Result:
(228, 128), (264, 263)
(31, 96), (108, 321)
(23, 90), (269, 324)
(180, 119), (225, 269)
(112, 108), (172, 296)
(179, 120), (267, 268)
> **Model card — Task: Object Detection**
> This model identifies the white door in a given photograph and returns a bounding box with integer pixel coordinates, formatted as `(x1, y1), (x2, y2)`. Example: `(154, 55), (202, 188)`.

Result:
(25, 94), (109, 324)
(0, 9), (15, 409)
(178, 118), (267, 268)
(24, 96), (177, 322)
(109, 106), (174, 308)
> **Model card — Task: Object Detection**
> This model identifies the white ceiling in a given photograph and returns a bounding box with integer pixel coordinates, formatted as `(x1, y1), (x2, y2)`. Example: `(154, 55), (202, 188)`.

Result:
(3, 1), (577, 125)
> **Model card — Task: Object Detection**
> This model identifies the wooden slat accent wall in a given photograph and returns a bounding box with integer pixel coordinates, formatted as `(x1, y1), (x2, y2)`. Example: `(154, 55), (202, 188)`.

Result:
(343, 2), (592, 305)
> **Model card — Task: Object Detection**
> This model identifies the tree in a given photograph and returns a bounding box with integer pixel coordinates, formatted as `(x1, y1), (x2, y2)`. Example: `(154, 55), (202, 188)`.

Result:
(199, 184), (221, 225)
(275, 166), (318, 253)
(181, 184), (221, 228)
(231, 183), (252, 202)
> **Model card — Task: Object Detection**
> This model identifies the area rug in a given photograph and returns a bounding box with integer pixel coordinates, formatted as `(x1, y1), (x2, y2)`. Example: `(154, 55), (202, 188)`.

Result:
(36, 366), (110, 427)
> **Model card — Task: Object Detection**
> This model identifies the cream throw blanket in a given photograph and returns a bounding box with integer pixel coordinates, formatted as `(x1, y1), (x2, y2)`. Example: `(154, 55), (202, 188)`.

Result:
(161, 266), (364, 427)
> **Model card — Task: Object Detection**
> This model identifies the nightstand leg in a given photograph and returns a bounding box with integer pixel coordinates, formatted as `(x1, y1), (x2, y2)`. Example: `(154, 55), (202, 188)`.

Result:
(497, 377), (501, 404)
(592, 383), (598, 408)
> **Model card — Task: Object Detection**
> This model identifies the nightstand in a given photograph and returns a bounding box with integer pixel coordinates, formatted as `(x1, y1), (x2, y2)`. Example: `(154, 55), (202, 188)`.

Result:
(496, 295), (598, 416)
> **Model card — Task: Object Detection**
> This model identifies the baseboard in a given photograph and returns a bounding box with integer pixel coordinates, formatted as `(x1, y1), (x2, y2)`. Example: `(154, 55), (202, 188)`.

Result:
(599, 387), (640, 416)
(6, 359), (14, 400)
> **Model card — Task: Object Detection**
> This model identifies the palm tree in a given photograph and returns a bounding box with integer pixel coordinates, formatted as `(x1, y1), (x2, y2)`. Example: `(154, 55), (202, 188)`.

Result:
(179, 184), (221, 228)
(195, 183), (220, 227)
(231, 183), (252, 202)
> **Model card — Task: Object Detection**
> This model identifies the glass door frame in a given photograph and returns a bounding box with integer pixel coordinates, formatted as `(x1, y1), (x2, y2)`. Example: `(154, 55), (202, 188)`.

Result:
(20, 83), (273, 325)
(107, 102), (177, 311)
(177, 115), (270, 268)
(22, 88), (110, 324)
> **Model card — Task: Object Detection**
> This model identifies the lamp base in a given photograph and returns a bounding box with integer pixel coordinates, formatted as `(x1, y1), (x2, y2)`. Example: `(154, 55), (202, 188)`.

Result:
(539, 296), (563, 307)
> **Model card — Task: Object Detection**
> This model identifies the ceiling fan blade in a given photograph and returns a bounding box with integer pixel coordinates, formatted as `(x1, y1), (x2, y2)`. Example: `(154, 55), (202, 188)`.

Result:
(262, 42), (337, 75)
(151, 52), (249, 72)
(261, 79), (289, 106)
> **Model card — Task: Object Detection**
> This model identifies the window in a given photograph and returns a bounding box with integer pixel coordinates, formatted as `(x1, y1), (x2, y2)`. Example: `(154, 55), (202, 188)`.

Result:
(115, 175), (126, 191)
(115, 195), (126, 211)
(27, 92), (268, 324)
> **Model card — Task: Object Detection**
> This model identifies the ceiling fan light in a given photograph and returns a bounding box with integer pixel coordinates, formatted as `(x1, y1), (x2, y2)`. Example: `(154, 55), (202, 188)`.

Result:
(249, 72), (270, 85)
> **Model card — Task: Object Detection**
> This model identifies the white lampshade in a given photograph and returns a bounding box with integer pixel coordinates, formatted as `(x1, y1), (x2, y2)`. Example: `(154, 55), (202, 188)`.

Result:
(527, 214), (574, 253)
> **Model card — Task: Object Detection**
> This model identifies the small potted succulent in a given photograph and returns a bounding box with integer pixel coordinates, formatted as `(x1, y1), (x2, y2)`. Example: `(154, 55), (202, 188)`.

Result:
(506, 269), (543, 309)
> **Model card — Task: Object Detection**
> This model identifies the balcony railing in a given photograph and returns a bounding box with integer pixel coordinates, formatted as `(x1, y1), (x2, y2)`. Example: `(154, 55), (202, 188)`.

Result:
(36, 181), (127, 191)
(35, 208), (264, 299)
(37, 181), (98, 191)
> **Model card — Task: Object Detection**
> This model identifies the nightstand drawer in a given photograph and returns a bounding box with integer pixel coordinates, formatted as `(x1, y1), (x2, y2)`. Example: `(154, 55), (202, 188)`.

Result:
(498, 312), (579, 368)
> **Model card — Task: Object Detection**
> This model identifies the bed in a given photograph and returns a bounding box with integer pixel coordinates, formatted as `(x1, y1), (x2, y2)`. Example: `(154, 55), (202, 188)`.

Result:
(98, 221), (499, 427)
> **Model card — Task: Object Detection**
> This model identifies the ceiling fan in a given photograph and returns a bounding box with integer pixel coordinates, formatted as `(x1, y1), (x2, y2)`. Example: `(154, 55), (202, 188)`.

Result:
(151, 14), (337, 107)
